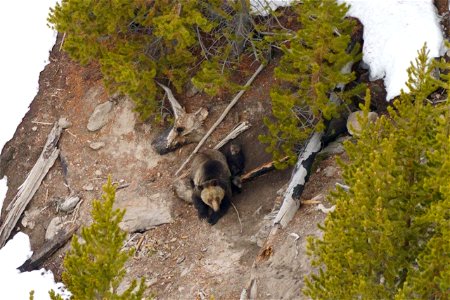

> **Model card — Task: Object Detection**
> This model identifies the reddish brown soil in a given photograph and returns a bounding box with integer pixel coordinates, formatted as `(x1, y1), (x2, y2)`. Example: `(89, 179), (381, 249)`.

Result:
(0, 35), (343, 299)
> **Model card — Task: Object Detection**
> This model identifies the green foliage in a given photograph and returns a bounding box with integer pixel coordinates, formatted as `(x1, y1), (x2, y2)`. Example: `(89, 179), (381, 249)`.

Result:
(48, 0), (209, 120)
(48, 290), (64, 300)
(304, 45), (449, 299)
(260, 0), (363, 169)
(48, 0), (265, 120)
(58, 177), (145, 300)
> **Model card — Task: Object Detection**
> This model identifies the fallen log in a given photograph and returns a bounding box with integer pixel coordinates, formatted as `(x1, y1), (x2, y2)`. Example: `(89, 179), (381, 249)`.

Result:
(18, 224), (78, 272)
(0, 118), (70, 248)
(273, 131), (324, 228)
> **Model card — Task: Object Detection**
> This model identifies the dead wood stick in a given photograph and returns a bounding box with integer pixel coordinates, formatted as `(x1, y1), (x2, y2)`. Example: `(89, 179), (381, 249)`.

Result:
(116, 183), (130, 190)
(32, 121), (53, 125)
(241, 156), (289, 183)
(230, 201), (243, 234)
(214, 121), (251, 150)
(134, 235), (146, 256)
(175, 64), (265, 176)
(18, 225), (78, 272)
(59, 32), (66, 52)
(66, 129), (77, 138)
(0, 118), (70, 248)
(156, 82), (185, 119)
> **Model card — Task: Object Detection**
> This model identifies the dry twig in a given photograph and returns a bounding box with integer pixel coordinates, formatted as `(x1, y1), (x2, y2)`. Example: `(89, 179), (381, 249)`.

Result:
(175, 63), (265, 175)
(231, 201), (243, 234)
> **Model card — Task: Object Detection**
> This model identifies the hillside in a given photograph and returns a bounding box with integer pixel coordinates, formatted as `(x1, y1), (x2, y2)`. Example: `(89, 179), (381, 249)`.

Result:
(0, 1), (448, 299)
(0, 33), (347, 298)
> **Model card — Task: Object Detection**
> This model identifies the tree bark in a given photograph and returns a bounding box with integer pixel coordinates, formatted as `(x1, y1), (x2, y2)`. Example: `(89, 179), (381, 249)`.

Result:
(0, 119), (69, 248)
(273, 131), (324, 228)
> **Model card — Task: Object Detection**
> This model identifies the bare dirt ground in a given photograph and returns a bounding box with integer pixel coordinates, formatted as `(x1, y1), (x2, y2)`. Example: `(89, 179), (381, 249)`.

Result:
(0, 36), (343, 299)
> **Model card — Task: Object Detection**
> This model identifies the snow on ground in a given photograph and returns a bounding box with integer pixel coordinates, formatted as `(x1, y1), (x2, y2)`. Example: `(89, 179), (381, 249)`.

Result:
(0, 1), (58, 211)
(251, 0), (444, 100)
(0, 233), (69, 299)
(0, 0), (445, 298)
(0, 1), (69, 299)
(250, 0), (294, 16)
(340, 0), (444, 100)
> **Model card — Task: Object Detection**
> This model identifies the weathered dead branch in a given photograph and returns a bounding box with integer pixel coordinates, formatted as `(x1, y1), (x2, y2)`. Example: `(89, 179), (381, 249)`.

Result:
(175, 63), (266, 175)
(214, 121), (251, 150)
(0, 118), (70, 248)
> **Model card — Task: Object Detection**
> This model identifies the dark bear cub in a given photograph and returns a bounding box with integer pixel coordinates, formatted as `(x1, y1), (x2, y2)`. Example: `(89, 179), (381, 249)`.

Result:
(224, 143), (245, 194)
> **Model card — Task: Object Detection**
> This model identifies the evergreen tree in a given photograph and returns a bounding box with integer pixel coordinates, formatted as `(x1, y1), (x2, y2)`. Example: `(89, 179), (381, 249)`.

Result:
(304, 45), (449, 299)
(48, 1), (267, 120)
(260, 0), (363, 168)
(52, 177), (145, 300)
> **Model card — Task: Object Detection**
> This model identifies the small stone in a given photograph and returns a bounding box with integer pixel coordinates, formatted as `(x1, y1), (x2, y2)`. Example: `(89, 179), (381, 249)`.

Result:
(321, 140), (345, 155)
(176, 256), (185, 264)
(31, 126), (38, 131)
(58, 195), (81, 213)
(58, 117), (72, 129)
(83, 183), (94, 191)
(324, 166), (337, 177)
(95, 170), (102, 176)
(21, 209), (40, 229)
(45, 217), (65, 240)
(347, 110), (378, 136)
(180, 264), (193, 277)
(89, 141), (105, 150)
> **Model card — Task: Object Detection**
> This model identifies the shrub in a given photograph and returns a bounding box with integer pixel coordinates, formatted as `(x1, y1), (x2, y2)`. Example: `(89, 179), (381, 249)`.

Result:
(304, 45), (449, 299)
(50, 177), (146, 300)
(260, 0), (363, 168)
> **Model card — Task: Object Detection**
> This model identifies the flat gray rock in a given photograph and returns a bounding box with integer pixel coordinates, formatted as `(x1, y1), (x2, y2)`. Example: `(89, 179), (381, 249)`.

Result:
(114, 192), (173, 233)
(87, 101), (114, 132)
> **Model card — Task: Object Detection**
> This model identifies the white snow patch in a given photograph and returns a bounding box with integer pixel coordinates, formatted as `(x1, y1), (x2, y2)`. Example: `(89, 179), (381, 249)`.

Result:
(339, 0), (444, 100)
(0, 0), (58, 221)
(251, 0), (444, 100)
(0, 1), (58, 153)
(250, 0), (295, 16)
(0, 1), (69, 298)
(0, 232), (70, 299)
